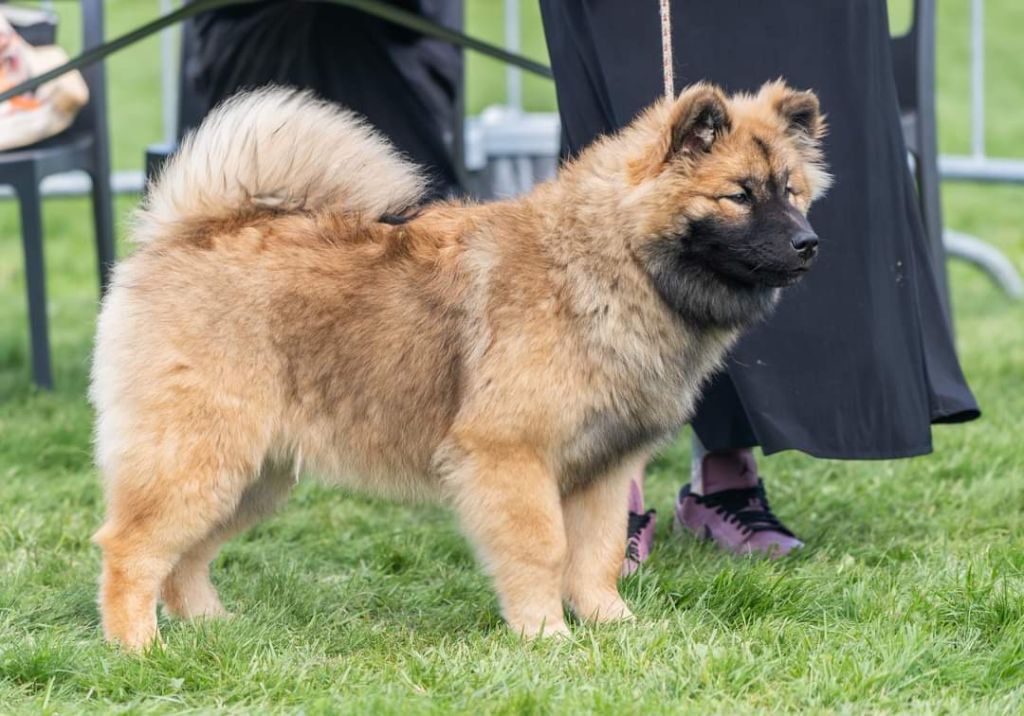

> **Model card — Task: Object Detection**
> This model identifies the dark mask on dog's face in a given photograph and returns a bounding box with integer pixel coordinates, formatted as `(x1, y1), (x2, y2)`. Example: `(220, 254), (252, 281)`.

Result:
(681, 180), (820, 289)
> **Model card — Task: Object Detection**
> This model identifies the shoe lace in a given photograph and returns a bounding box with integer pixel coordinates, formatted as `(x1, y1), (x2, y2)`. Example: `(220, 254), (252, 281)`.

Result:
(693, 479), (794, 537)
(625, 509), (655, 561)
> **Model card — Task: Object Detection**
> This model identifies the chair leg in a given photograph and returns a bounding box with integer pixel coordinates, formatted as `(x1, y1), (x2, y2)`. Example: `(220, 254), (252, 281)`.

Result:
(14, 180), (53, 389)
(90, 169), (116, 295)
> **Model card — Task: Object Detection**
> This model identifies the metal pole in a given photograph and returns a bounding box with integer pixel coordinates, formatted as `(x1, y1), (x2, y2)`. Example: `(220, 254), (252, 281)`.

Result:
(970, 0), (985, 158)
(504, 0), (522, 110)
(945, 230), (1024, 299)
(160, 0), (179, 145)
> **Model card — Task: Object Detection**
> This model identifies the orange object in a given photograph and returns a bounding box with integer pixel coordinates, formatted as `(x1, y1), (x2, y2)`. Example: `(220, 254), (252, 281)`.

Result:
(8, 94), (41, 111)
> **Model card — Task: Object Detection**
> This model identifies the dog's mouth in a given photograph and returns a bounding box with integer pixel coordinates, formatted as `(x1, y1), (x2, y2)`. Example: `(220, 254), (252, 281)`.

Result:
(753, 261), (813, 288)
(698, 253), (815, 289)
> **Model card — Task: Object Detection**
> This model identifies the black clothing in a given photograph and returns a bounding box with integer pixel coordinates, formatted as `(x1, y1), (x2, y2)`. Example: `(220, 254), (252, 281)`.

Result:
(185, 0), (463, 198)
(540, 0), (979, 458)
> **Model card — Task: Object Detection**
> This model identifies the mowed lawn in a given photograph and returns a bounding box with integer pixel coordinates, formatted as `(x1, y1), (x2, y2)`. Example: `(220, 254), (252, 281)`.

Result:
(1, 1), (1023, 713)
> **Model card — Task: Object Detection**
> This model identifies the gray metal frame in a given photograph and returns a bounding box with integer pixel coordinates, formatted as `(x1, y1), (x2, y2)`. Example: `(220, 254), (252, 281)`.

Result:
(892, 0), (1022, 304)
(939, 0), (1024, 184)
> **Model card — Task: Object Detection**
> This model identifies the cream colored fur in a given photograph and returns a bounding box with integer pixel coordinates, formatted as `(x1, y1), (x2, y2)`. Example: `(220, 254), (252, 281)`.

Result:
(133, 88), (426, 244)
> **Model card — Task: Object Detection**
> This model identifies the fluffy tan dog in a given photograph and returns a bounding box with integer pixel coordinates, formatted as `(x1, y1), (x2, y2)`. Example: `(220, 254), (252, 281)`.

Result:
(91, 82), (829, 649)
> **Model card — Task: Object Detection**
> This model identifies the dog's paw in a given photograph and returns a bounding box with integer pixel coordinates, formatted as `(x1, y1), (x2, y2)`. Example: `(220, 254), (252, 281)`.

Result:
(511, 617), (571, 640)
(104, 620), (162, 654)
(162, 577), (228, 621)
(569, 590), (634, 624)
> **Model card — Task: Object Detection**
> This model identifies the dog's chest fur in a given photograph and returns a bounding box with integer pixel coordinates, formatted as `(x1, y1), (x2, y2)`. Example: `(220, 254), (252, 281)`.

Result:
(551, 264), (734, 493)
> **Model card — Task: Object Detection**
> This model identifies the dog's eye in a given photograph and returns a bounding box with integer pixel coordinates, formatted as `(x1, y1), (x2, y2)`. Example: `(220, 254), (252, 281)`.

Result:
(786, 185), (799, 197)
(723, 192), (750, 205)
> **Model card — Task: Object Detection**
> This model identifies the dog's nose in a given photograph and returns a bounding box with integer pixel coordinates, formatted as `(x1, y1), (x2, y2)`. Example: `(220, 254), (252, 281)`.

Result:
(791, 230), (819, 260)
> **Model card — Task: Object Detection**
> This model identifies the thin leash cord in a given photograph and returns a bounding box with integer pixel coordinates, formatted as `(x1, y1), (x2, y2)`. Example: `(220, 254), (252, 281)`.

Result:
(660, 0), (674, 98)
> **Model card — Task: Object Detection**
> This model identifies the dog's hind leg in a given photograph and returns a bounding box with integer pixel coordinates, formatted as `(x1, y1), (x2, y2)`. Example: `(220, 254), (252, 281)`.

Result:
(93, 414), (268, 651)
(561, 458), (641, 624)
(448, 446), (569, 638)
(161, 461), (294, 621)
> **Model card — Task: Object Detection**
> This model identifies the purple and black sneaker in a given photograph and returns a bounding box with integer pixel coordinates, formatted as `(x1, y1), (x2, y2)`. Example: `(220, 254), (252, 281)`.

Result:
(674, 451), (802, 557)
(621, 478), (656, 577)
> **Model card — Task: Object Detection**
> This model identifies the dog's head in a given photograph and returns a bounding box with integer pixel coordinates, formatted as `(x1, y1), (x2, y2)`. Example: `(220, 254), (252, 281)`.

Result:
(616, 80), (832, 328)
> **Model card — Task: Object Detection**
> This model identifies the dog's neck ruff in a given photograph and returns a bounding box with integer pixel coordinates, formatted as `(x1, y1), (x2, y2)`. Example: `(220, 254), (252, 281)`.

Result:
(643, 238), (782, 331)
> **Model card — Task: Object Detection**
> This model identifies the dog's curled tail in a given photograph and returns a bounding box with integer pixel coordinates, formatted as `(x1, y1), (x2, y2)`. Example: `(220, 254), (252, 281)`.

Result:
(134, 87), (426, 243)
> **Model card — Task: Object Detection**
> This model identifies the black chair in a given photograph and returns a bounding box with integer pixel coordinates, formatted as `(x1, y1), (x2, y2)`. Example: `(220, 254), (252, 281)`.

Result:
(0, 0), (115, 389)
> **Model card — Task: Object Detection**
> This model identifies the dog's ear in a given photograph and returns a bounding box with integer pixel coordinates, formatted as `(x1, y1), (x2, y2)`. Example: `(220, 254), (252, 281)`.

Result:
(666, 83), (731, 159)
(628, 83), (730, 182)
(761, 81), (831, 197)
(766, 82), (826, 143)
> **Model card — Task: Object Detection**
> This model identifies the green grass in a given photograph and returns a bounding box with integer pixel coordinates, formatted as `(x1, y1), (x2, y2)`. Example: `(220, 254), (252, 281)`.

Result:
(2, 1), (1024, 712)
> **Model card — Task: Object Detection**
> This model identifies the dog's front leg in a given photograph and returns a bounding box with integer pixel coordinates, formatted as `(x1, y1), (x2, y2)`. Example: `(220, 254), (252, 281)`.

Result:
(448, 446), (568, 638)
(561, 457), (641, 623)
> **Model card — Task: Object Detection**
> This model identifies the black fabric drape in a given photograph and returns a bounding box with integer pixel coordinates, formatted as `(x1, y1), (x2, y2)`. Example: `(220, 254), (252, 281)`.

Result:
(184, 0), (463, 199)
(540, 0), (979, 458)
